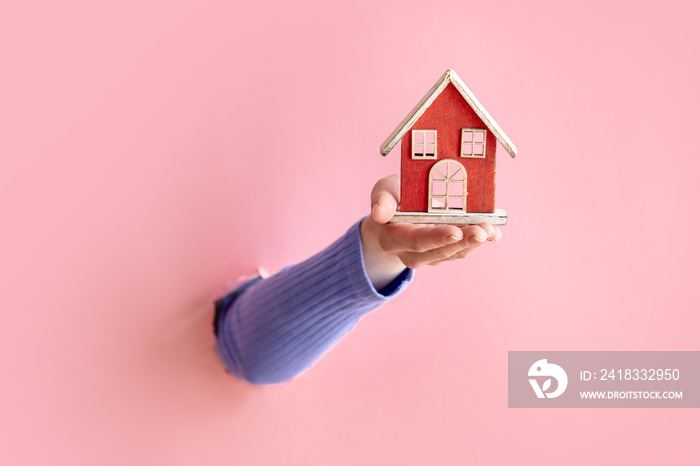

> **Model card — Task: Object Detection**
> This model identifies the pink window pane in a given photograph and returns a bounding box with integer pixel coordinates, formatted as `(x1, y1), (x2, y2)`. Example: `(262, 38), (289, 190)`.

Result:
(462, 143), (473, 156)
(474, 131), (485, 143)
(463, 131), (473, 142)
(474, 145), (484, 156)
(448, 182), (463, 196)
(413, 132), (424, 144)
(425, 132), (435, 144)
(451, 170), (464, 181)
(446, 162), (458, 178)
(448, 197), (463, 209)
(432, 163), (447, 179)
(432, 182), (447, 195)
(432, 197), (446, 209)
(425, 144), (435, 156)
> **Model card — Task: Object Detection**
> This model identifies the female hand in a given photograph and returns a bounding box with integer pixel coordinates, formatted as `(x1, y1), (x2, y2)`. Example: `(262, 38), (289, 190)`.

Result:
(360, 174), (502, 289)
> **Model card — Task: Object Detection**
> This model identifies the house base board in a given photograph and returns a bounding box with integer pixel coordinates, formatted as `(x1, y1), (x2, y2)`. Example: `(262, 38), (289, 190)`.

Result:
(389, 208), (507, 225)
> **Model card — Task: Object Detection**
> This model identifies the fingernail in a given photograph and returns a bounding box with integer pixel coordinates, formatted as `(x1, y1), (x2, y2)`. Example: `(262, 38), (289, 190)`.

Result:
(471, 234), (487, 243)
(371, 203), (378, 222)
(446, 234), (462, 244)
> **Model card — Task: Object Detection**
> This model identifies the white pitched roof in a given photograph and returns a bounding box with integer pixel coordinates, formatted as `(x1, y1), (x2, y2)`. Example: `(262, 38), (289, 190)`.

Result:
(379, 69), (517, 158)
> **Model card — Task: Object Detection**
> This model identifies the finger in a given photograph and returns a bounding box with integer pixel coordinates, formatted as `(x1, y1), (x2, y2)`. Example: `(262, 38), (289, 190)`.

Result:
(473, 223), (501, 241)
(403, 240), (472, 266)
(378, 223), (463, 254)
(423, 243), (483, 266)
(432, 247), (476, 265)
(372, 191), (397, 224)
(489, 226), (503, 242)
(458, 224), (490, 244)
(477, 222), (496, 238)
(424, 227), (499, 266)
(418, 230), (490, 265)
(370, 174), (400, 224)
(401, 239), (478, 268)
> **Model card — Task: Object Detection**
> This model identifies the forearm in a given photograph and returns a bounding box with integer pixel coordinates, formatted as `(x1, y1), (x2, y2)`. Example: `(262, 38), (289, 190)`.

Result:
(216, 219), (414, 385)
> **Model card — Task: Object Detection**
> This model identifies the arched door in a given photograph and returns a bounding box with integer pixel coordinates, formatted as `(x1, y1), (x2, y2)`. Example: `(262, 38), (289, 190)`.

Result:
(428, 160), (467, 213)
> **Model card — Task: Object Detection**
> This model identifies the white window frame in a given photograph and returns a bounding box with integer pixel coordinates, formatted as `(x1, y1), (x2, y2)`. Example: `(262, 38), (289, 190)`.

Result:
(411, 130), (437, 160)
(461, 128), (487, 158)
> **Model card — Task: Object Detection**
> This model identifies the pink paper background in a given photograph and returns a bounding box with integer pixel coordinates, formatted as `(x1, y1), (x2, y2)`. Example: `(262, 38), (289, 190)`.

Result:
(1, 1), (698, 464)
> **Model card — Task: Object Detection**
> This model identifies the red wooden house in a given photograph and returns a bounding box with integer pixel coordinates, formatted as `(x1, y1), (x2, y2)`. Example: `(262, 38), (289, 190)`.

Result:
(380, 69), (517, 224)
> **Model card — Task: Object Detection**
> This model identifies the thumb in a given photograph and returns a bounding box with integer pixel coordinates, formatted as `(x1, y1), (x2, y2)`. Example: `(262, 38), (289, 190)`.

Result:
(370, 174), (400, 224)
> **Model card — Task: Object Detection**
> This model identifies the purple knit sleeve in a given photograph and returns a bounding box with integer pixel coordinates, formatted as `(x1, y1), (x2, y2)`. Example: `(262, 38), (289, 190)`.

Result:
(215, 218), (414, 385)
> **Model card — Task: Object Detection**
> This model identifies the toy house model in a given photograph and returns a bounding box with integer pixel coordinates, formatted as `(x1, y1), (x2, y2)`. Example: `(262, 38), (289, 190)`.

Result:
(380, 69), (517, 224)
